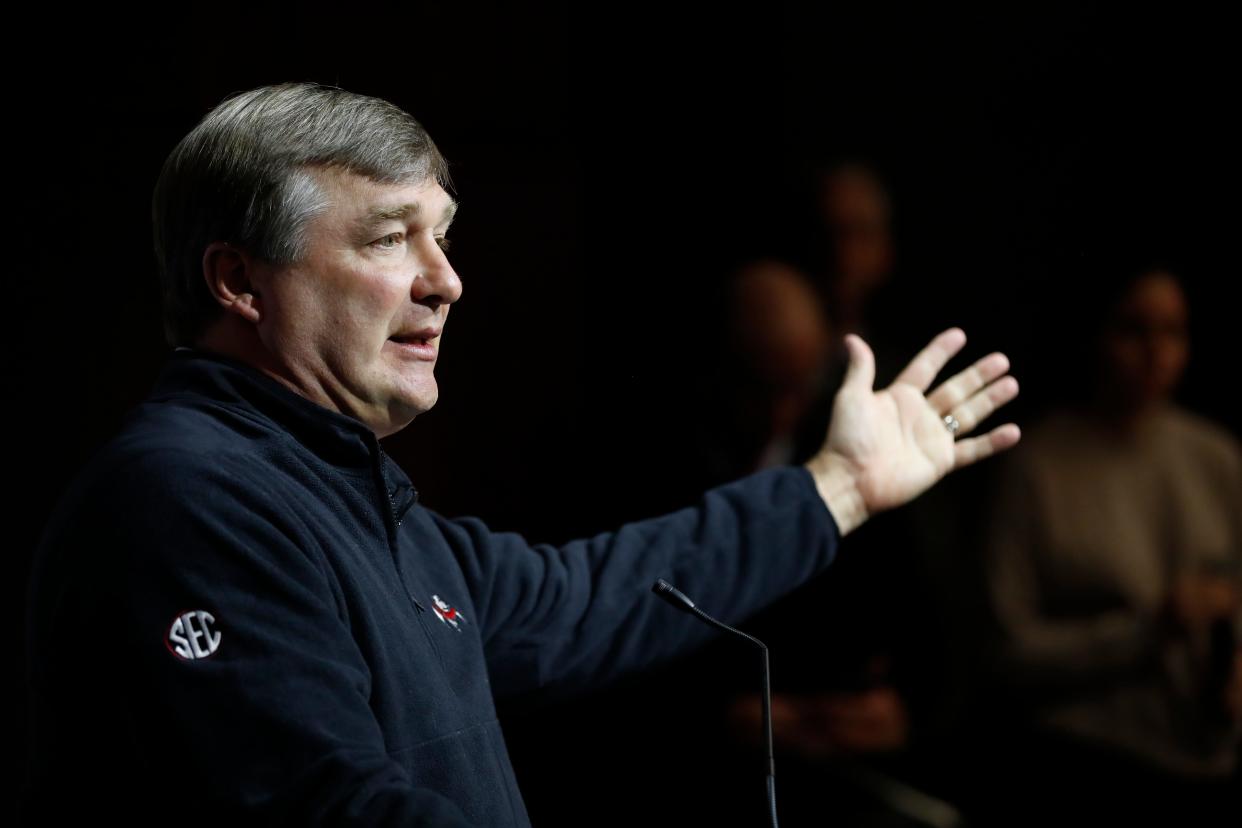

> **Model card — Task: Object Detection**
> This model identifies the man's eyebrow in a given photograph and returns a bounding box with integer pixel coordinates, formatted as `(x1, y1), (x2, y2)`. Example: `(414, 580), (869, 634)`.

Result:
(357, 198), (458, 233)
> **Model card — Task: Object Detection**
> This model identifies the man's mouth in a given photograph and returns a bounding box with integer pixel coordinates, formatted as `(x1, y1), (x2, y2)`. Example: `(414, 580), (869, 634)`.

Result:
(388, 330), (440, 360)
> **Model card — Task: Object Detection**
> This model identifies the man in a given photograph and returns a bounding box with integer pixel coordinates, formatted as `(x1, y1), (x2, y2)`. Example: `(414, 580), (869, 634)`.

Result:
(22, 82), (1020, 826)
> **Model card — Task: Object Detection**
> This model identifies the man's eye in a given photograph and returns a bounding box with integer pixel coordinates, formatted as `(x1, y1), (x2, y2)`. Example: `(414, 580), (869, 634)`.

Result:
(373, 232), (404, 249)
(436, 236), (452, 253)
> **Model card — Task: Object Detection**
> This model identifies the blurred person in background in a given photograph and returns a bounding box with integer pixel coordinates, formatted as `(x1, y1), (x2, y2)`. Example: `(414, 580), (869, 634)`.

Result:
(815, 161), (897, 342)
(717, 259), (839, 475)
(980, 260), (1242, 826)
(708, 163), (971, 827)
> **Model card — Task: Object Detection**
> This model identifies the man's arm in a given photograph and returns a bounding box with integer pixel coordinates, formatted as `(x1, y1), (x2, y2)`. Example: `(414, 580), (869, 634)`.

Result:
(433, 464), (841, 702)
(24, 450), (478, 827)
(440, 327), (1021, 703)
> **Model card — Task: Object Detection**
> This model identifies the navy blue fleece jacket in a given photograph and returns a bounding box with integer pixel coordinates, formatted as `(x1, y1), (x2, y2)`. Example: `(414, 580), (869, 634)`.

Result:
(23, 347), (841, 826)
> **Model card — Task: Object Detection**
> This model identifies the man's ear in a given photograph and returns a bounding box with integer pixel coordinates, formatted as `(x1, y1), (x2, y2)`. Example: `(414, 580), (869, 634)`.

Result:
(202, 241), (265, 324)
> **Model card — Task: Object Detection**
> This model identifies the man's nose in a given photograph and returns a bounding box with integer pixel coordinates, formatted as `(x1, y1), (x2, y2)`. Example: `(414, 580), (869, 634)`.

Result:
(412, 247), (463, 307)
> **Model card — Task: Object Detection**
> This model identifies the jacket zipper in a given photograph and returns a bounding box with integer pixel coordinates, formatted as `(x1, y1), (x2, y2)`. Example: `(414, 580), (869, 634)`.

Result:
(376, 449), (450, 686)
(378, 449), (426, 612)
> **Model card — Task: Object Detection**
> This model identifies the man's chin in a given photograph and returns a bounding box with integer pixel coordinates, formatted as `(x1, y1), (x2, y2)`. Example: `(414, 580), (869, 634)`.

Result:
(377, 392), (437, 436)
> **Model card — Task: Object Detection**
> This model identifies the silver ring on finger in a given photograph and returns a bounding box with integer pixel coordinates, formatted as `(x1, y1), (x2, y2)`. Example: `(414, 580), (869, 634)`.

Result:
(943, 413), (961, 436)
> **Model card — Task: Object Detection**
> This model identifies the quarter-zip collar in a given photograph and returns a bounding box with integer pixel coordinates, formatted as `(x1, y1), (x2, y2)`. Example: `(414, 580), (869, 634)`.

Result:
(379, 450), (419, 527)
(154, 347), (418, 519)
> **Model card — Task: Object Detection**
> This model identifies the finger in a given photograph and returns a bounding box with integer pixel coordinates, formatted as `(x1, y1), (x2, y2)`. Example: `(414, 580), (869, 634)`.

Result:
(891, 327), (967, 393)
(927, 351), (1011, 414)
(841, 333), (876, 392)
(945, 375), (1020, 436)
(953, 423), (1021, 469)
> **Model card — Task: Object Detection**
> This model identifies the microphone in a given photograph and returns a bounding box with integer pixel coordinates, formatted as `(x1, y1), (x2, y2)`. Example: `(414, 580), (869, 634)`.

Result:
(651, 578), (779, 828)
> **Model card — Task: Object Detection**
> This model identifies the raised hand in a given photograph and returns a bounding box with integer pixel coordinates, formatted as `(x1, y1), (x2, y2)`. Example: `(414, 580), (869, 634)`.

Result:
(804, 328), (1021, 535)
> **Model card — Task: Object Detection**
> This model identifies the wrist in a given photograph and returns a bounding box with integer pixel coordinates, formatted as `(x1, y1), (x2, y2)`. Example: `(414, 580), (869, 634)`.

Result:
(803, 450), (868, 537)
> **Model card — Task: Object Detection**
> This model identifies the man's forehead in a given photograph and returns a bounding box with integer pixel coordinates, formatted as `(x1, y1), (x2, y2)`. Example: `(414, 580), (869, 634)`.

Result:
(363, 192), (458, 228)
(312, 166), (457, 228)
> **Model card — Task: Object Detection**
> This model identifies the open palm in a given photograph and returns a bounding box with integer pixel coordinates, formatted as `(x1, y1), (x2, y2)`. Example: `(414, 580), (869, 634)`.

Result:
(822, 328), (1021, 516)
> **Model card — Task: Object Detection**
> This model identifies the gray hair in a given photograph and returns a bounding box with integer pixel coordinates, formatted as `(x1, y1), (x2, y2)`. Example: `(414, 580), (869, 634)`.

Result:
(152, 82), (452, 347)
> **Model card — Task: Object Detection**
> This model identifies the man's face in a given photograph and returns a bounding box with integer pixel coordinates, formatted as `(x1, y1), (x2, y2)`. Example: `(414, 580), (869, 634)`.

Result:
(253, 166), (461, 437)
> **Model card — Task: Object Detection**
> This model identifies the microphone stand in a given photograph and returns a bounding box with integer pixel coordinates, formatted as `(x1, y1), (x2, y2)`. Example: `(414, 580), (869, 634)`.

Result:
(652, 578), (779, 828)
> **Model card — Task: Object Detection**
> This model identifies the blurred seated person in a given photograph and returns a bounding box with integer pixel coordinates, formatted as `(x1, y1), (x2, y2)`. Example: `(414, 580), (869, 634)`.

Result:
(714, 259), (941, 826)
(982, 260), (1242, 825)
(721, 259), (840, 473)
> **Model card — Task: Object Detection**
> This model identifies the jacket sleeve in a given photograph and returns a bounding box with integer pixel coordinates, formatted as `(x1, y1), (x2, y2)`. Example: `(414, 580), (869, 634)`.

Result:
(24, 449), (478, 827)
(430, 464), (841, 701)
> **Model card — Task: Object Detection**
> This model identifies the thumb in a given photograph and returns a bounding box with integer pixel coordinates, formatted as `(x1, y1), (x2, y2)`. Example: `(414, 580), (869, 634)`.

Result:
(841, 334), (876, 391)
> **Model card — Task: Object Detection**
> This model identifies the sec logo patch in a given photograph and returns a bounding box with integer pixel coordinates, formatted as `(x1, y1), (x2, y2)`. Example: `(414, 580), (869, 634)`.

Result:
(165, 610), (222, 660)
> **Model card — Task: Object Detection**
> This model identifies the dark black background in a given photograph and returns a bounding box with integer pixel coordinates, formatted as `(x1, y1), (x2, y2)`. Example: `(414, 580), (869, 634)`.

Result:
(12, 3), (1238, 825)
